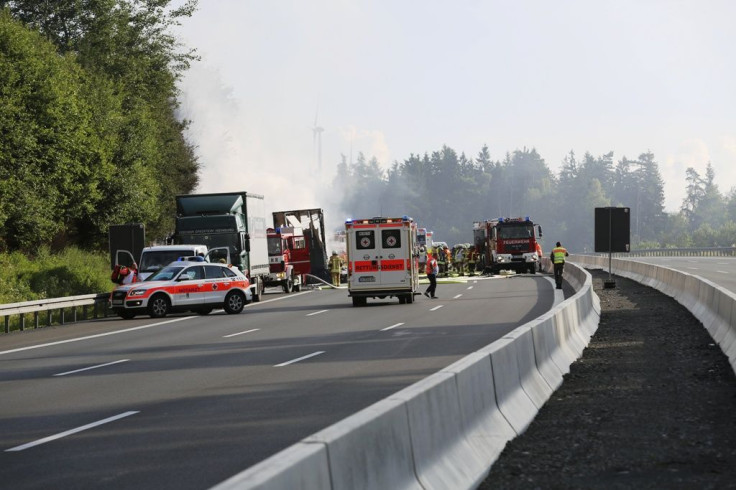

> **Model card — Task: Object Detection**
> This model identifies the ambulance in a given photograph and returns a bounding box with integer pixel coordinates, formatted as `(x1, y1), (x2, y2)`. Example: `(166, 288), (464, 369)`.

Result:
(344, 216), (419, 306)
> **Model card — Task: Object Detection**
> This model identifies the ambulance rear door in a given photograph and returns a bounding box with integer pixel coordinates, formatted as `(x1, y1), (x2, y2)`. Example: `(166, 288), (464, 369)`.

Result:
(349, 219), (413, 292)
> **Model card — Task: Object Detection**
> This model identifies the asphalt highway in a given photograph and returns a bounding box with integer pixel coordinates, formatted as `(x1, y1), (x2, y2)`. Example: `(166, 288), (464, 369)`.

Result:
(1, 274), (564, 489)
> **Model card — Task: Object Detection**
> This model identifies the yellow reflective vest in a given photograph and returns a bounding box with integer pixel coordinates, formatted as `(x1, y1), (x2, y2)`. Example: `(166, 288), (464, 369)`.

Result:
(552, 246), (568, 264)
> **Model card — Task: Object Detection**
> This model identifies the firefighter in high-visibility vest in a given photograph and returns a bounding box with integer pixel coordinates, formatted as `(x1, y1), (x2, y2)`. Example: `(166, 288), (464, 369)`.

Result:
(550, 242), (569, 289)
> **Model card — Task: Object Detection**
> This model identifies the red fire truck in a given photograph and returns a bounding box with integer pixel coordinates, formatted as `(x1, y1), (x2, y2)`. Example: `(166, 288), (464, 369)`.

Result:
(345, 216), (419, 306)
(473, 217), (543, 275)
(265, 226), (310, 292)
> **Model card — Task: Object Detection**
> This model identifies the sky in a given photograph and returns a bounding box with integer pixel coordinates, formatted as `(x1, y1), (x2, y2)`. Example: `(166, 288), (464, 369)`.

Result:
(172, 0), (736, 230)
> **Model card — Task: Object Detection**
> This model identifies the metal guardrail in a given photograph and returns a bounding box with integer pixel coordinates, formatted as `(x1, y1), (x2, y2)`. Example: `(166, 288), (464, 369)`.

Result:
(1, 293), (112, 334)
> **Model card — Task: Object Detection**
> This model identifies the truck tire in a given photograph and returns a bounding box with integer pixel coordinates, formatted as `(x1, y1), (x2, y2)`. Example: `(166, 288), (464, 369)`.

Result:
(352, 296), (366, 307)
(398, 295), (406, 304)
(148, 294), (170, 318)
(405, 293), (414, 304)
(283, 277), (293, 294)
(224, 291), (246, 314)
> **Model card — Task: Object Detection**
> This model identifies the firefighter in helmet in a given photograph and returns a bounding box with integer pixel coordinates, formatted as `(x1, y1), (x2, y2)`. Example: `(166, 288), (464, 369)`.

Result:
(329, 251), (342, 286)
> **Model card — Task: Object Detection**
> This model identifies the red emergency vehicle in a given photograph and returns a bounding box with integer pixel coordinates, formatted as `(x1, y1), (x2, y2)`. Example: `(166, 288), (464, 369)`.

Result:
(473, 217), (543, 275)
(345, 216), (419, 306)
(265, 227), (310, 292)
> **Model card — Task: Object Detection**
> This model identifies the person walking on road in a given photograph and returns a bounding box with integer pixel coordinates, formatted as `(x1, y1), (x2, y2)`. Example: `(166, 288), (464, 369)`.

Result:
(550, 241), (569, 289)
(424, 252), (439, 298)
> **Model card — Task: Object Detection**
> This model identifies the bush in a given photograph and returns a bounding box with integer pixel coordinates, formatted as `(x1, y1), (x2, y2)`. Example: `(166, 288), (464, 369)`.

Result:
(0, 247), (111, 304)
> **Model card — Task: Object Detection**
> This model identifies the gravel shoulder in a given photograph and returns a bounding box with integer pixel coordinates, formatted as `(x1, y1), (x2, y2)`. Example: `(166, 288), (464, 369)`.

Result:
(479, 269), (736, 490)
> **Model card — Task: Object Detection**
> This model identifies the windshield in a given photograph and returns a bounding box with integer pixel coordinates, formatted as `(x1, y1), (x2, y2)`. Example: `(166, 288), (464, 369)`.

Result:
(498, 225), (534, 239)
(147, 265), (185, 281)
(267, 237), (282, 255)
(140, 251), (201, 272)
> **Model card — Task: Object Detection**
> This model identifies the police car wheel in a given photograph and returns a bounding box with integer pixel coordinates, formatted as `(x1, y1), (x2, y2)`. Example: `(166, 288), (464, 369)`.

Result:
(224, 291), (246, 314)
(148, 294), (170, 318)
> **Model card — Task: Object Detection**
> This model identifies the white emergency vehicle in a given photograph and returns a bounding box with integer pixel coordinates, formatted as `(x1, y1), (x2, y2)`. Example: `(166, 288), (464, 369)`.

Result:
(345, 216), (419, 306)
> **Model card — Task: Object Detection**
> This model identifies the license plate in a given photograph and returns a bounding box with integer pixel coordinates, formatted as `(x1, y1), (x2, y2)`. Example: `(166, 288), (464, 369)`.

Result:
(358, 276), (376, 282)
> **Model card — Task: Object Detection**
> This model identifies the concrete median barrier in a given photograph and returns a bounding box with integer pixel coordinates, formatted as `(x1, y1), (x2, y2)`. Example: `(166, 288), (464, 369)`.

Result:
(303, 398), (421, 490)
(529, 315), (566, 389)
(501, 326), (554, 409)
(389, 372), (488, 490)
(440, 352), (516, 466)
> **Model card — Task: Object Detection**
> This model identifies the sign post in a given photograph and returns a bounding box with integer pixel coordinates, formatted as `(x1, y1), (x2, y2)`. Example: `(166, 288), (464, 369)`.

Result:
(594, 207), (630, 289)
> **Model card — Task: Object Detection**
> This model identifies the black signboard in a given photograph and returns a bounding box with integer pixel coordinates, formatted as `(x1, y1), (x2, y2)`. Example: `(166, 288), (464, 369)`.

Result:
(594, 207), (630, 253)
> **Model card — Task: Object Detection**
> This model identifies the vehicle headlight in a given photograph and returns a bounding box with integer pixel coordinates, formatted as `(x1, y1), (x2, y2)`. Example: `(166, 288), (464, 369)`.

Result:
(129, 290), (147, 297)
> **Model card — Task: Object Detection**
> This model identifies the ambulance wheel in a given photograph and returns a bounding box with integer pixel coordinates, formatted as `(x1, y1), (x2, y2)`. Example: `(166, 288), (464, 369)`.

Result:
(352, 297), (366, 307)
(224, 291), (246, 314)
(148, 294), (170, 318)
(283, 278), (293, 294)
(398, 295), (406, 304)
(405, 293), (414, 304)
(117, 310), (136, 320)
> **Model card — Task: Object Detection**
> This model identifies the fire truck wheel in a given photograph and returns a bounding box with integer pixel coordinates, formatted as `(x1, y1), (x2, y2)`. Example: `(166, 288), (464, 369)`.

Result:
(283, 277), (293, 294)
(148, 294), (170, 318)
(530, 265), (536, 274)
(224, 291), (246, 314)
(294, 281), (301, 292)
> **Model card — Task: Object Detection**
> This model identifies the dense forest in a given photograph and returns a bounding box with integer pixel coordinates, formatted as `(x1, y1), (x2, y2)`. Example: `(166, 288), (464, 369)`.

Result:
(332, 147), (736, 253)
(0, 1), (199, 252)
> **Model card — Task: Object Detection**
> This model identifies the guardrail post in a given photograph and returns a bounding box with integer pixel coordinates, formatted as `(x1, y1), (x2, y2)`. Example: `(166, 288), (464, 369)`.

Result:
(47, 310), (52, 327)
(73, 306), (77, 323)
(4, 316), (8, 334)
(82, 305), (88, 321)
(34, 311), (39, 329)
(19, 313), (25, 331)
(60, 308), (65, 325)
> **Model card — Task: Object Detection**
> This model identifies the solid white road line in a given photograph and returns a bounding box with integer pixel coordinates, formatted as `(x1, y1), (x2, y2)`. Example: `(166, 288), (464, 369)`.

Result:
(453, 294), (462, 299)
(54, 359), (129, 377)
(430, 305), (444, 311)
(717, 270), (729, 274)
(5, 411), (139, 452)
(381, 323), (404, 331)
(223, 329), (260, 338)
(244, 291), (310, 308)
(306, 309), (328, 317)
(0, 317), (195, 356)
(467, 286), (474, 290)
(274, 351), (325, 367)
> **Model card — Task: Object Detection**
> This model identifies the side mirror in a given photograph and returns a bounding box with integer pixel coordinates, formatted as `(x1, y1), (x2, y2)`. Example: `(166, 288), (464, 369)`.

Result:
(244, 233), (251, 253)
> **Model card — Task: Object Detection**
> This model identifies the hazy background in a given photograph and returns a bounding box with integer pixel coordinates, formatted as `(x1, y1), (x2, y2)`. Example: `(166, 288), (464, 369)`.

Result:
(173, 0), (736, 232)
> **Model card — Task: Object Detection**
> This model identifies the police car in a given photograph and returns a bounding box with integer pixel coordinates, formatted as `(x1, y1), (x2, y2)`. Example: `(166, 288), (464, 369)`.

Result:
(110, 261), (252, 319)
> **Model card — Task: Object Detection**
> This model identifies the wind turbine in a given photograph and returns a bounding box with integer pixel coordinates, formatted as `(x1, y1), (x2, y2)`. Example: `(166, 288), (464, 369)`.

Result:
(311, 109), (324, 176)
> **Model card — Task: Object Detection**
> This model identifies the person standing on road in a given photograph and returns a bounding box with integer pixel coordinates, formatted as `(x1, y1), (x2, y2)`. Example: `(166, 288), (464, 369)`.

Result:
(424, 252), (439, 298)
(535, 241), (544, 272)
(329, 251), (342, 286)
(550, 242), (569, 289)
